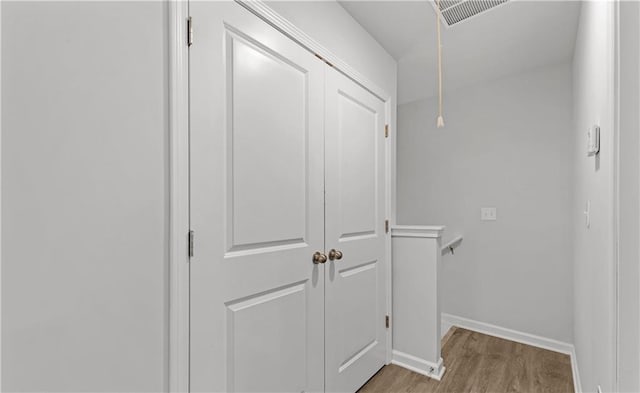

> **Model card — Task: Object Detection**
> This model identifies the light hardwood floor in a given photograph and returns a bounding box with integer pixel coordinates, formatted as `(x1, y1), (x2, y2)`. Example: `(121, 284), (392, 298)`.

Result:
(358, 327), (574, 393)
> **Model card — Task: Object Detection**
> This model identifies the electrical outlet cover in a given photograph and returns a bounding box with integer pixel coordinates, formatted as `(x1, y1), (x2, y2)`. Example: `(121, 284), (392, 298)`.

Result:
(481, 207), (497, 221)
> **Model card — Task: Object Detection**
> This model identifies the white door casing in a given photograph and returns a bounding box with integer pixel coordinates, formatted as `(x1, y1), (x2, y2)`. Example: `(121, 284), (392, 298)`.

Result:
(324, 67), (388, 392)
(189, 2), (325, 391)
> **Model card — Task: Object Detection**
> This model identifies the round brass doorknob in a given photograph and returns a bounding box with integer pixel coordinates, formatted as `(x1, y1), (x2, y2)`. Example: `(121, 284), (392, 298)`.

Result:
(312, 251), (327, 264)
(328, 249), (343, 261)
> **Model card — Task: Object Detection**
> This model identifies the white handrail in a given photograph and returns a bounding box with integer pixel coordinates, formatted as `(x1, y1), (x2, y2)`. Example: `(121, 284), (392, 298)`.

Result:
(441, 235), (463, 256)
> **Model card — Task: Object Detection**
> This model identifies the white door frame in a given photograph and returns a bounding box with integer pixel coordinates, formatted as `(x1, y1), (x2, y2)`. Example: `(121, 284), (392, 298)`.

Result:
(167, 1), (395, 391)
(0, 1), (4, 390)
(613, 4), (620, 392)
(168, 1), (190, 392)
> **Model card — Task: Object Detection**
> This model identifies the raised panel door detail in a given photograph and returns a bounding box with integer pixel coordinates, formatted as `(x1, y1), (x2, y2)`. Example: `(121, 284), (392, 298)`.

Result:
(337, 92), (378, 241)
(226, 282), (307, 392)
(226, 31), (309, 255)
(336, 261), (379, 373)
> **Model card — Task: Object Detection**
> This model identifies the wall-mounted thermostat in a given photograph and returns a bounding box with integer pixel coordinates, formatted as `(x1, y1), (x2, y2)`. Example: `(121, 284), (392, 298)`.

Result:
(587, 125), (600, 156)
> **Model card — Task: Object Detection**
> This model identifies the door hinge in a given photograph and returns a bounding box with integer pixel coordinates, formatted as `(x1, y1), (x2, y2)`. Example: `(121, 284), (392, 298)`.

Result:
(188, 230), (195, 258)
(385, 124), (389, 138)
(314, 53), (334, 68)
(385, 219), (389, 233)
(187, 16), (194, 47)
(385, 315), (390, 328)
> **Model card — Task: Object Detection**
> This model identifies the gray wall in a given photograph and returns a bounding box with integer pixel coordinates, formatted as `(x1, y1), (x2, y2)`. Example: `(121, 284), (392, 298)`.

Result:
(2, 2), (168, 391)
(618, 3), (640, 391)
(572, 2), (616, 391)
(397, 63), (574, 343)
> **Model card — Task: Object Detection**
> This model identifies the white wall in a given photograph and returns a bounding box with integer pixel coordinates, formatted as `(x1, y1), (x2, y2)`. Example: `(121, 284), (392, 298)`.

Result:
(2, 2), (168, 391)
(397, 63), (574, 343)
(618, 2), (640, 391)
(571, 2), (616, 391)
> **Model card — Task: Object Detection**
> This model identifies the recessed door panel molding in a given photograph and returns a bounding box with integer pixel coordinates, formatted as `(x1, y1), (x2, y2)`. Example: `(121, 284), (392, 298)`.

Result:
(225, 30), (309, 254)
(189, 2), (325, 392)
(325, 66), (388, 392)
(337, 92), (378, 240)
(336, 261), (378, 367)
(226, 281), (308, 392)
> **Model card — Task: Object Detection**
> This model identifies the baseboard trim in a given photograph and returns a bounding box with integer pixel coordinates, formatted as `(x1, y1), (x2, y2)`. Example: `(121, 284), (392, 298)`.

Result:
(391, 350), (446, 381)
(570, 346), (582, 393)
(441, 313), (573, 354)
(441, 313), (581, 392)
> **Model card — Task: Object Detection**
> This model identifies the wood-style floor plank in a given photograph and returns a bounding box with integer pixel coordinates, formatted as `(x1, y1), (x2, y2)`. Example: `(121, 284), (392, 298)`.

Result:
(358, 328), (574, 393)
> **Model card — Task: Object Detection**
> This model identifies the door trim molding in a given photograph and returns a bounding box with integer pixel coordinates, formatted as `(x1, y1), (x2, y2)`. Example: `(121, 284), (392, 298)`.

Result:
(168, 1), (190, 392)
(611, 1), (621, 391)
(0, 1), (4, 389)
(384, 100), (393, 364)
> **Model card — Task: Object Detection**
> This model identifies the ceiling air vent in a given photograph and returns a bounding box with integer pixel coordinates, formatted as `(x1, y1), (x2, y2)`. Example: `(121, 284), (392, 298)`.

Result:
(432, 0), (509, 27)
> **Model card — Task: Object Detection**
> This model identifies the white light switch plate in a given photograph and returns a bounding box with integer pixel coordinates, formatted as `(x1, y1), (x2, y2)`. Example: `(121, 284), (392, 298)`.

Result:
(481, 207), (497, 221)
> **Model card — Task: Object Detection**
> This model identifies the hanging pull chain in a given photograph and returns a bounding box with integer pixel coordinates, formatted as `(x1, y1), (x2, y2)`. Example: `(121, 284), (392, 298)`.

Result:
(436, 0), (445, 128)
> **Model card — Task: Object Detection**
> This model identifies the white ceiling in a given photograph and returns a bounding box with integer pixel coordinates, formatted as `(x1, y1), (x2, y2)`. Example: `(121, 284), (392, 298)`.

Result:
(339, 0), (581, 104)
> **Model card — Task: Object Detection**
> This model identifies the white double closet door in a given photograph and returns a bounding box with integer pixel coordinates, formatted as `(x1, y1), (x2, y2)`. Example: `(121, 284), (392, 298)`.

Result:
(189, 2), (387, 392)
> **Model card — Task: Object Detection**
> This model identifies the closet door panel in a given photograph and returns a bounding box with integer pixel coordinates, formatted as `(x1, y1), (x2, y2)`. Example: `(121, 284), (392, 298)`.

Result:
(189, 2), (325, 392)
(229, 37), (308, 249)
(337, 92), (377, 238)
(324, 67), (387, 393)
